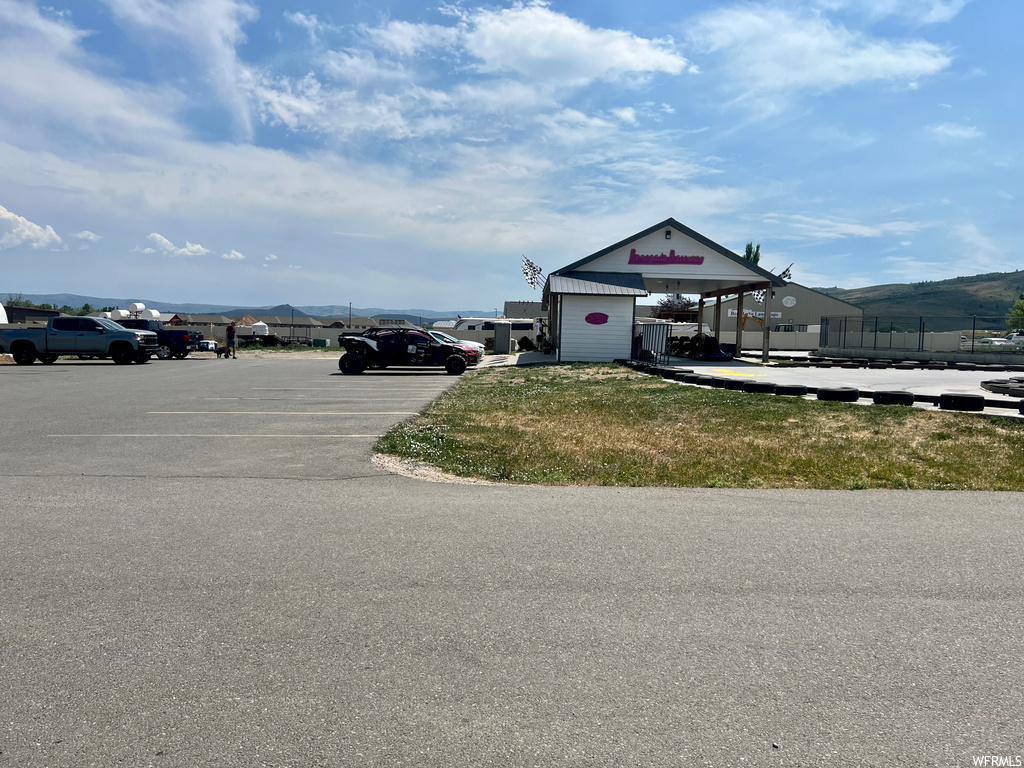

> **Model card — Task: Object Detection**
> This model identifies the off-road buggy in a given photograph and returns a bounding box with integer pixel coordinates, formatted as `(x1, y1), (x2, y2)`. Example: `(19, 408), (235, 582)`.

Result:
(338, 327), (479, 375)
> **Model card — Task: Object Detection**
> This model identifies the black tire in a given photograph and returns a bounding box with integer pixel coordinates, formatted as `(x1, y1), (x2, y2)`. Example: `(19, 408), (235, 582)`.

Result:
(111, 344), (135, 365)
(724, 379), (745, 390)
(339, 353), (365, 374)
(774, 384), (808, 396)
(174, 351), (189, 360)
(444, 354), (468, 376)
(938, 393), (985, 412)
(873, 391), (915, 406)
(134, 353), (152, 364)
(743, 381), (777, 394)
(817, 386), (860, 402)
(710, 377), (729, 388)
(156, 343), (173, 360)
(12, 343), (36, 365)
(38, 354), (59, 364)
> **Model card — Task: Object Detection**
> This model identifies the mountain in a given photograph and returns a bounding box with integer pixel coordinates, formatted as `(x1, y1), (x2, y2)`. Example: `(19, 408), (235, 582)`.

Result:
(0, 292), (491, 320)
(815, 270), (1024, 321)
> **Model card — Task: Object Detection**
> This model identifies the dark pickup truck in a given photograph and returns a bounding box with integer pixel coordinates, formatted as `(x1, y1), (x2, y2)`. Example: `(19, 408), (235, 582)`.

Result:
(117, 319), (203, 360)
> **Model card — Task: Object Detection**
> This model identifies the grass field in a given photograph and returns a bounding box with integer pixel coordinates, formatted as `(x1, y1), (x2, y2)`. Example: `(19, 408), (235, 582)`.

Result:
(376, 363), (1024, 490)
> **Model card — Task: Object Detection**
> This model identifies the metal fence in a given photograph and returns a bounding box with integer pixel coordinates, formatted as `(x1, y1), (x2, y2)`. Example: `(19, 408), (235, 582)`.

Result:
(820, 315), (1023, 355)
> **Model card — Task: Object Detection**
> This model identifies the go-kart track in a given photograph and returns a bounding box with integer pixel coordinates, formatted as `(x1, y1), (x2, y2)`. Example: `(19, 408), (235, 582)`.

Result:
(1, 354), (1021, 767)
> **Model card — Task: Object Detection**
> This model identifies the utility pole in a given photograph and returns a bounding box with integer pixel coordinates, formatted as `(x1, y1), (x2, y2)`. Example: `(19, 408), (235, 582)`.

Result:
(349, 302), (352, 327)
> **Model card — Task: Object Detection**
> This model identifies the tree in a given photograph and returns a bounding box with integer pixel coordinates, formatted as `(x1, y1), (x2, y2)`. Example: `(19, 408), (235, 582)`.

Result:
(743, 242), (761, 265)
(654, 294), (696, 320)
(3, 293), (31, 307)
(1007, 297), (1024, 330)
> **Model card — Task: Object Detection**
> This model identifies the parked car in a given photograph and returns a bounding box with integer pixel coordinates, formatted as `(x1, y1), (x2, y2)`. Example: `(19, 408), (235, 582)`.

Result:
(197, 339), (218, 351)
(428, 330), (485, 359)
(116, 318), (202, 360)
(977, 337), (1014, 347)
(337, 327), (478, 375)
(0, 316), (158, 364)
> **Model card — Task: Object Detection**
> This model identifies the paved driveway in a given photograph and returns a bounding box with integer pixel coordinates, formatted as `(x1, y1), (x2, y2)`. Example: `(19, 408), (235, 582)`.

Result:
(1, 357), (1022, 767)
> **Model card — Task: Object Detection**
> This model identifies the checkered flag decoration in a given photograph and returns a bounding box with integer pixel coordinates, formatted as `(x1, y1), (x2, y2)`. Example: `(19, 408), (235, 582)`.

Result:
(752, 289), (765, 304)
(522, 256), (544, 290)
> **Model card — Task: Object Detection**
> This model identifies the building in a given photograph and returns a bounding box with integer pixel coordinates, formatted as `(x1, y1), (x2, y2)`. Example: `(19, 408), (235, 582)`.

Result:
(542, 218), (786, 362)
(710, 283), (862, 333)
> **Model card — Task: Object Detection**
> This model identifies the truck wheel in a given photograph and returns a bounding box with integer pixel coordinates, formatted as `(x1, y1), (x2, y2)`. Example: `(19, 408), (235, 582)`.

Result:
(339, 353), (365, 374)
(38, 354), (59, 364)
(12, 343), (36, 365)
(156, 343), (173, 360)
(111, 344), (135, 365)
(134, 353), (152, 364)
(444, 354), (467, 376)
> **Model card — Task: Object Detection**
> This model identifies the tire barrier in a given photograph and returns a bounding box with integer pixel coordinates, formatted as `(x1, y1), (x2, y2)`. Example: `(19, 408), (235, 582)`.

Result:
(939, 393), (986, 412)
(693, 375), (715, 385)
(710, 377), (729, 388)
(724, 379), (746, 390)
(817, 387), (860, 403)
(775, 384), (809, 397)
(742, 381), (777, 394)
(872, 390), (915, 406)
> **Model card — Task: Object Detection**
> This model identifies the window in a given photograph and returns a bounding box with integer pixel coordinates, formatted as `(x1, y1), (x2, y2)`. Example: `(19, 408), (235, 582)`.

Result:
(51, 318), (76, 331)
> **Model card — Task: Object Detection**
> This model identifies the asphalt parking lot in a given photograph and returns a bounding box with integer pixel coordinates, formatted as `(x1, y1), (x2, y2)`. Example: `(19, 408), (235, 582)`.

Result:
(2, 356), (1022, 767)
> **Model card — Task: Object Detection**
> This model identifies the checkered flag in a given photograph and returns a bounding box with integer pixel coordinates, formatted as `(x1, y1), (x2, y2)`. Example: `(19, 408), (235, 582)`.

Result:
(522, 256), (544, 290)
(752, 289), (765, 304)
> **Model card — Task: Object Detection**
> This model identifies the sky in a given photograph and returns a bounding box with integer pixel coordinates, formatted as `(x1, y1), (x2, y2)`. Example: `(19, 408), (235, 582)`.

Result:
(0, 0), (1020, 310)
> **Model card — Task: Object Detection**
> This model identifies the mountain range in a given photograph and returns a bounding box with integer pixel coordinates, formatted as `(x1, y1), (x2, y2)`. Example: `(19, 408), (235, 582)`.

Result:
(0, 293), (492, 320)
(816, 270), (1024, 320)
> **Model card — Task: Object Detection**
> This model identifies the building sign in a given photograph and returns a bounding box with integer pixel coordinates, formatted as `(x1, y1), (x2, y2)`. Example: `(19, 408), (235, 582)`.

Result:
(585, 312), (609, 325)
(627, 248), (704, 266)
(728, 310), (782, 319)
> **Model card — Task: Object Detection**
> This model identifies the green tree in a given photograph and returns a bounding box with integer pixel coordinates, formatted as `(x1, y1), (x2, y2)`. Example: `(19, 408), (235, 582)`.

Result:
(743, 242), (761, 265)
(78, 303), (94, 315)
(1007, 298), (1024, 330)
(3, 293), (31, 307)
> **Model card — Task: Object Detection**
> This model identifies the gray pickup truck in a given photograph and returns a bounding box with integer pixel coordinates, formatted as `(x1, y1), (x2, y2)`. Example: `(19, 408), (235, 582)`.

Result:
(0, 316), (159, 365)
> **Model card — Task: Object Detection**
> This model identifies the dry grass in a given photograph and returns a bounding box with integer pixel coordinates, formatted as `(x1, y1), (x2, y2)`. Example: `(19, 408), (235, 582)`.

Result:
(376, 363), (1024, 489)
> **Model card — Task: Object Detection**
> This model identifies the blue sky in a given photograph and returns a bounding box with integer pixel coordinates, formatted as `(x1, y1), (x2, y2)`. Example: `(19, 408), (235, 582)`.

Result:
(0, 0), (1019, 309)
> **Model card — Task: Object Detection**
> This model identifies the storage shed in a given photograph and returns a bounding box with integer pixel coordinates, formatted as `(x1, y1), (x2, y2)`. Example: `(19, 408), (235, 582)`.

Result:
(542, 218), (786, 362)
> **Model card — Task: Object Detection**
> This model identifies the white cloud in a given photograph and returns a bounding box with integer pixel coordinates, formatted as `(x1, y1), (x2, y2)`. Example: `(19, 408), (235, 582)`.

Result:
(954, 223), (1006, 270)
(265, 253), (277, 261)
(74, 230), (101, 241)
(610, 107), (637, 125)
(772, 213), (923, 241)
(104, 0), (260, 140)
(690, 7), (952, 96)
(0, 204), (62, 250)
(221, 249), (245, 260)
(930, 122), (984, 140)
(463, 1), (689, 86)
(145, 232), (210, 258)
(284, 11), (339, 45)
(364, 20), (460, 57)
(816, 0), (969, 25)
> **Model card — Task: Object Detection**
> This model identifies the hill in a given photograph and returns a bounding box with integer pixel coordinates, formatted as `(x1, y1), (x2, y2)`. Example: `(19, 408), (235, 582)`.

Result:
(0, 293), (489, 320)
(817, 270), (1024, 323)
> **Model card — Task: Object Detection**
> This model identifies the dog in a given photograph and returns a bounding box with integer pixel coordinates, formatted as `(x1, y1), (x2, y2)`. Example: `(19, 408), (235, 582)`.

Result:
(215, 346), (236, 359)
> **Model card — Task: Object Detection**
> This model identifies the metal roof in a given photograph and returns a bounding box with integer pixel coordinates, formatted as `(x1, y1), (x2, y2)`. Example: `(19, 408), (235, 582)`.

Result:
(547, 271), (649, 296)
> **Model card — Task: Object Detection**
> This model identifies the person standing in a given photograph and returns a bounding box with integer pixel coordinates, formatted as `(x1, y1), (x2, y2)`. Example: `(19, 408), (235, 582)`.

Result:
(226, 321), (237, 359)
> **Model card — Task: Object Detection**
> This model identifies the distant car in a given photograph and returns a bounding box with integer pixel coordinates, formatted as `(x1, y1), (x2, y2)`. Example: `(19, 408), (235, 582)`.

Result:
(428, 330), (485, 359)
(977, 337), (1013, 347)
(198, 340), (218, 351)
(338, 327), (478, 375)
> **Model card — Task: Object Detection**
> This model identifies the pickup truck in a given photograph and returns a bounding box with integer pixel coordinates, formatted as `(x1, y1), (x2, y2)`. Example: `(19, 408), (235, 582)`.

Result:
(117, 318), (203, 360)
(0, 316), (159, 365)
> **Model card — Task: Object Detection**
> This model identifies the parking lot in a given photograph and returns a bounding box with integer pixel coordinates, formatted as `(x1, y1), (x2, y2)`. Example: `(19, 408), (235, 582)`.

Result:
(2, 356), (1023, 767)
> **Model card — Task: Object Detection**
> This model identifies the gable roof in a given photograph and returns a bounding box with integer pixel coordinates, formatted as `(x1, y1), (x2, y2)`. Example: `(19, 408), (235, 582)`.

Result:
(552, 218), (786, 288)
(548, 271), (649, 296)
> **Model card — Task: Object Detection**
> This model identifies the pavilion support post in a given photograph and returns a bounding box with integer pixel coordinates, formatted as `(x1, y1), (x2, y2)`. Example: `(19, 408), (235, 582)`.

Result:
(735, 292), (745, 357)
(762, 287), (772, 363)
(697, 298), (704, 331)
(714, 296), (722, 337)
